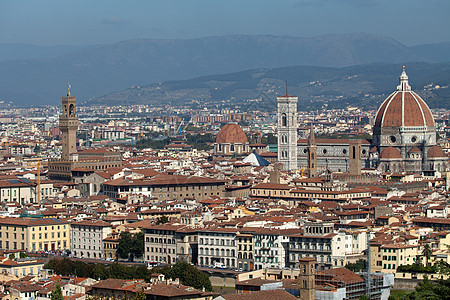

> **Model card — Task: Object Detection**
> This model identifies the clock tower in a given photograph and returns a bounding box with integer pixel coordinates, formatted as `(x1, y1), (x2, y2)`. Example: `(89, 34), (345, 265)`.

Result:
(277, 93), (298, 171)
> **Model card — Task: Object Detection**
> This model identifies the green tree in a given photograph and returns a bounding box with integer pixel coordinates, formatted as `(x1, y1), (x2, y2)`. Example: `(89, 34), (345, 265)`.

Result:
(359, 295), (370, 300)
(422, 244), (433, 267)
(156, 216), (169, 224)
(165, 261), (212, 291)
(117, 232), (133, 259)
(346, 259), (366, 272)
(131, 230), (144, 258)
(51, 282), (63, 300)
(132, 290), (146, 300)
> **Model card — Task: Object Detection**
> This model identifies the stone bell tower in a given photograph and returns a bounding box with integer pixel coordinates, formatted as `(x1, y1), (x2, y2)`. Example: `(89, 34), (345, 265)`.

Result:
(298, 257), (316, 300)
(59, 84), (78, 161)
(277, 92), (298, 171)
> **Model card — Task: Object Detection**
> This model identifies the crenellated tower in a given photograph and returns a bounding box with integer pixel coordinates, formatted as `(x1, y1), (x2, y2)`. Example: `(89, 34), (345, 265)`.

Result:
(59, 84), (78, 161)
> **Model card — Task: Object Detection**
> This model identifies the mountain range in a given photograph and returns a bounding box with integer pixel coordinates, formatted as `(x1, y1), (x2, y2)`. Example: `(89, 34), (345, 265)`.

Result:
(0, 33), (449, 106)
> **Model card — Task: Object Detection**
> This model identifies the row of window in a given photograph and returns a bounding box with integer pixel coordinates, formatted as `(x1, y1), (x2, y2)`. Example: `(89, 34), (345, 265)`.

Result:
(199, 248), (235, 257)
(33, 231), (66, 239)
(199, 238), (235, 246)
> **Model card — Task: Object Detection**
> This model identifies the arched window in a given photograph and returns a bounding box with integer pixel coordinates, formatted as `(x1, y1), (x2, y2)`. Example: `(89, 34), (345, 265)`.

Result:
(282, 113), (287, 127)
(69, 104), (75, 116)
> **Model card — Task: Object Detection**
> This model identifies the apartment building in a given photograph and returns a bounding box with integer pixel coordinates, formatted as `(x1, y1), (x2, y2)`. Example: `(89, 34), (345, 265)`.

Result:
(71, 220), (112, 259)
(288, 222), (342, 270)
(0, 217), (69, 252)
(144, 224), (198, 265)
(253, 228), (298, 270)
(380, 243), (418, 273)
(198, 228), (237, 269)
(237, 231), (254, 271)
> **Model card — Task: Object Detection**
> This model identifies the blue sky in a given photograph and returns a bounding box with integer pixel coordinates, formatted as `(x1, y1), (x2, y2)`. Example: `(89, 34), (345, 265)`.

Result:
(0, 0), (448, 46)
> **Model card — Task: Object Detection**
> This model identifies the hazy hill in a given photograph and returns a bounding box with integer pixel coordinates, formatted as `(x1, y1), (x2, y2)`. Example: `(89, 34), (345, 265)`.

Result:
(0, 33), (448, 106)
(92, 62), (450, 110)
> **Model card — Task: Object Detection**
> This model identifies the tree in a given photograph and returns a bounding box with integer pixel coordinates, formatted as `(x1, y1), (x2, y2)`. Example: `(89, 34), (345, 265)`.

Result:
(156, 216), (169, 224)
(117, 231), (145, 260)
(117, 232), (133, 259)
(346, 259), (366, 272)
(51, 282), (63, 300)
(131, 230), (144, 258)
(359, 295), (370, 300)
(165, 261), (212, 291)
(422, 244), (433, 267)
(132, 290), (146, 300)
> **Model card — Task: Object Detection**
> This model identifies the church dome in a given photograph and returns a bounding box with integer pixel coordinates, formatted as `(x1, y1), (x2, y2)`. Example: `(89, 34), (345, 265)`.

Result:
(380, 147), (402, 159)
(216, 123), (248, 144)
(428, 145), (446, 158)
(374, 67), (434, 128)
(408, 147), (422, 154)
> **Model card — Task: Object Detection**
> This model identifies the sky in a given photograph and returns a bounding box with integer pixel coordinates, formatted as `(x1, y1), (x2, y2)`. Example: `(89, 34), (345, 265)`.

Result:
(0, 0), (449, 46)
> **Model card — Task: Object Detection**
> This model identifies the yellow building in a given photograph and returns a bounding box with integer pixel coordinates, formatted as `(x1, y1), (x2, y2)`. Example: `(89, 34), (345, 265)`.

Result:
(103, 236), (119, 260)
(380, 243), (418, 273)
(0, 217), (70, 252)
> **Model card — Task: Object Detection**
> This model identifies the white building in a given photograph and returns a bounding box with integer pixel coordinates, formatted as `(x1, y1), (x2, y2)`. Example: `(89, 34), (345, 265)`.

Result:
(70, 220), (112, 259)
(253, 228), (294, 270)
(198, 228), (237, 269)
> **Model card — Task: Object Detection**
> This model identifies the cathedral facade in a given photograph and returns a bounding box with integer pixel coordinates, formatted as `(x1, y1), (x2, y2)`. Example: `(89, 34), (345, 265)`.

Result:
(277, 67), (447, 174)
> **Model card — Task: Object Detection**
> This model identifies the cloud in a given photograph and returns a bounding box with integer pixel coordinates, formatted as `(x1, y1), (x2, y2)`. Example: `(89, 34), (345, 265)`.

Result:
(101, 17), (131, 25)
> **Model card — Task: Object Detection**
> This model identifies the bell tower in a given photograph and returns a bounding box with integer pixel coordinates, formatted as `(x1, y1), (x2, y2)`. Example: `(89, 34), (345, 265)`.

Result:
(277, 92), (298, 171)
(307, 125), (317, 177)
(298, 257), (316, 300)
(59, 84), (78, 161)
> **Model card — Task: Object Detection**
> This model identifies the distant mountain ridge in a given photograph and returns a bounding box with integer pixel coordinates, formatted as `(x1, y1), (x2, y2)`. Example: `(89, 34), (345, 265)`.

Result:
(0, 33), (449, 106)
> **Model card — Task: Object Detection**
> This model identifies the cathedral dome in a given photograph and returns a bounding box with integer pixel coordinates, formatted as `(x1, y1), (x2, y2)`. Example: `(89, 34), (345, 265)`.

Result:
(380, 147), (402, 159)
(428, 145), (446, 158)
(216, 123), (248, 144)
(374, 67), (434, 128)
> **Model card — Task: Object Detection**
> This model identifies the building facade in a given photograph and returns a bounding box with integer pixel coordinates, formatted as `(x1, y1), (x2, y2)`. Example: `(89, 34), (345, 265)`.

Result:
(0, 218), (69, 252)
(70, 220), (112, 259)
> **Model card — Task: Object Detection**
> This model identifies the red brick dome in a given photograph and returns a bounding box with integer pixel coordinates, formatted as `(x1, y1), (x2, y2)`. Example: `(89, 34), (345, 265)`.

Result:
(216, 123), (248, 144)
(428, 145), (446, 158)
(408, 147), (422, 153)
(380, 147), (402, 159)
(374, 68), (434, 128)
